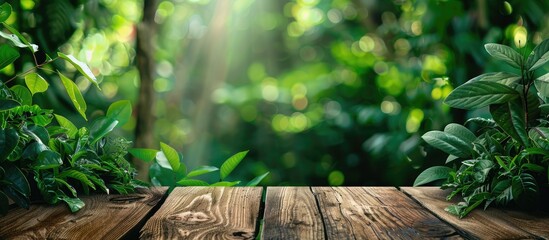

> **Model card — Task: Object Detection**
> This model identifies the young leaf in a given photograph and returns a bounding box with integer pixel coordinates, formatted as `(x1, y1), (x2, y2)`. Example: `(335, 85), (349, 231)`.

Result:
(58, 72), (87, 120)
(160, 142), (181, 172)
(444, 81), (518, 109)
(0, 3), (11, 22)
(422, 131), (472, 158)
(490, 99), (529, 147)
(246, 172), (270, 186)
(176, 179), (209, 186)
(186, 166), (219, 178)
(89, 117), (119, 145)
(527, 38), (549, 71)
(106, 100), (132, 126)
(1, 23), (38, 52)
(58, 52), (99, 89)
(0, 44), (19, 70)
(128, 148), (158, 162)
(210, 181), (241, 186)
(220, 150), (249, 180)
(25, 73), (49, 95)
(54, 114), (78, 138)
(535, 72), (549, 99)
(413, 166), (453, 186)
(444, 123), (476, 143)
(484, 43), (523, 69)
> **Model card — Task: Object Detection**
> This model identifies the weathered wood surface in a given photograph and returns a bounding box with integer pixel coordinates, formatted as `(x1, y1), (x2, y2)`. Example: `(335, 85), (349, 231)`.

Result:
(402, 187), (547, 239)
(0, 187), (167, 240)
(262, 187), (324, 239)
(140, 187), (262, 239)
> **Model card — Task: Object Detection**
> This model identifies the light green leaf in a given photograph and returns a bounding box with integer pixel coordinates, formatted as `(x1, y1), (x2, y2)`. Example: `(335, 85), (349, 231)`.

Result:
(490, 98), (529, 146)
(10, 85), (32, 106)
(176, 179), (209, 186)
(54, 114), (78, 138)
(0, 44), (19, 70)
(59, 196), (85, 213)
(422, 131), (472, 158)
(186, 166), (219, 178)
(246, 172), (270, 186)
(527, 38), (549, 71)
(220, 150), (248, 180)
(1, 23), (38, 52)
(160, 142), (181, 172)
(210, 181), (240, 187)
(89, 117), (118, 145)
(25, 73), (49, 95)
(0, 3), (12, 23)
(535, 73), (549, 99)
(129, 148), (158, 162)
(444, 123), (476, 143)
(106, 100), (132, 126)
(413, 166), (453, 186)
(485, 43), (523, 69)
(444, 81), (519, 109)
(58, 52), (99, 89)
(58, 72), (87, 120)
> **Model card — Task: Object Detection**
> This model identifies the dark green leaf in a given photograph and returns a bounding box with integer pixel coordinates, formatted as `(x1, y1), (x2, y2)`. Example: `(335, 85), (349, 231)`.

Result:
(444, 81), (518, 109)
(0, 3), (12, 22)
(529, 127), (549, 149)
(25, 73), (49, 95)
(0, 128), (18, 160)
(464, 117), (496, 128)
(106, 100), (131, 126)
(444, 123), (476, 143)
(57, 170), (95, 189)
(246, 172), (270, 186)
(422, 131), (472, 158)
(521, 163), (544, 173)
(210, 181), (240, 186)
(0, 44), (19, 70)
(58, 72), (87, 120)
(220, 150), (248, 180)
(527, 38), (549, 71)
(160, 142), (182, 172)
(26, 125), (49, 144)
(10, 85), (31, 106)
(55, 178), (77, 197)
(0, 190), (8, 215)
(54, 114), (78, 138)
(89, 117), (118, 145)
(490, 98), (529, 146)
(35, 150), (62, 169)
(535, 73), (549, 99)
(128, 148), (158, 162)
(413, 166), (453, 186)
(485, 43), (523, 69)
(59, 196), (85, 213)
(478, 72), (521, 86)
(3, 164), (30, 198)
(511, 173), (538, 200)
(3, 185), (29, 209)
(176, 179), (209, 186)
(21, 142), (48, 160)
(186, 166), (219, 178)
(58, 52), (99, 89)
(0, 99), (20, 111)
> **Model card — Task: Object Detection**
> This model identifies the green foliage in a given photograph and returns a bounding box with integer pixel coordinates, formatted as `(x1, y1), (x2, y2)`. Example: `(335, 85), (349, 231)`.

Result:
(415, 40), (549, 217)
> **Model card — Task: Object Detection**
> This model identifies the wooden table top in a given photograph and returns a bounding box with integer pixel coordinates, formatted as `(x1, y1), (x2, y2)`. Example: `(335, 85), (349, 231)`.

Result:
(1, 187), (548, 239)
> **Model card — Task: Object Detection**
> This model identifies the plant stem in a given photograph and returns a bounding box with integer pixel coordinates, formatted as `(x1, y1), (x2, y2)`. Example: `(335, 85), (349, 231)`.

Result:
(4, 57), (58, 85)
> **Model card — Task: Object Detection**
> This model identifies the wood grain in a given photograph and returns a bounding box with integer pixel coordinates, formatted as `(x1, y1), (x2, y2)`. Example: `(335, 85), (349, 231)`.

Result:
(0, 187), (167, 240)
(401, 187), (538, 239)
(262, 187), (324, 240)
(140, 187), (262, 240)
(311, 187), (461, 239)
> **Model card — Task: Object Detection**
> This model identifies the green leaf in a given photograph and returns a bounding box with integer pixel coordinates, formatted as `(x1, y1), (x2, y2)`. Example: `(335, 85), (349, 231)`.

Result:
(21, 142), (48, 160)
(413, 166), (453, 186)
(210, 181), (241, 186)
(535, 73), (549, 99)
(35, 150), (62, 169)
(0, 44), (19, 70)
(484, 43), (523, 69)
(160, 142), (181, 172)
(521, 163), (545, 173)
(186, 166), (219, 178)
(246, 172), (270, 186)
(527, 38), (549, 71)
(58, 72), (87, 120)
(129, 148), (158, 162)
(176, 179), (209, 186)
(444, 123), (476, 143)
(490, 98), (529, 146)
(0, 128), (18, 160)
(55, 178), (77, 197)
(54, 114), (78, 138)
(57, 52), (99, 89)
(10, 85), (32, 106)
(422, 131), (472, 158)
(220, 150), (248, 180)
(529, 127), (549, 149)
(444, 81), (518, 109)
(89, 117), (118, 145)
(0, 3), (12, 22)
(0, 99), (20, 111)
(511, 173), (538, 201)
(59, 196), (85, 213)
(464, 117), (496, 128)
(25, 73), (49, 95)
(4, 164), (30, 198)
(477, 72), (521, 86)
(26, 125), (49, 144)
(2, 23), (38, 52)
(492, 179), (513, 205)
(57, 170), (95, 189)
(106, 100), (132, 126)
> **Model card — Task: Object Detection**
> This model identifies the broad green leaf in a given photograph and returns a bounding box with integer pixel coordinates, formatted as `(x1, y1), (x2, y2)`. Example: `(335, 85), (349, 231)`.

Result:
(59, 196), (85, 213)
(210, 181), (240, 187)
(0, 44), (19, 70)
(57, 170), (95, 189)
(55, 178), (77, 197)
(0, 128), (18, 160)
(444, 81), (518, 109)
(10, 85), (32, 106)
(149, 162), (185, 188)
(490, 98), (529, 146)
(422, 131), (472, 158)
(155, 151), (172, 170)
(220, 150), (248, 180)
(3, 185), (29, 209)
(0, 99), (20, 111)
(413, 166), (453, 186)
(160, 142), (181, 172)
(54, 114), (78, 138)
(4, 164), (30, 198)
(529, 127), (549, 149)
(511, 173), (538, 200)
(129, 148), (158, 162)
(106, 100), (132, 126)
(472, 72), (521, 86)
(246, 172), (270, 186)
(21, 142), (48, 160)
(35, 150), (62, 169)
(521, 163), (545, 172)
(186, 166), (219, 178)
(176, 179), (209, 186)
(25, 73), (49, 95)
(444, 123), (476, 143)
(464, 117), (496, 128)
(58, 52), (99, 88)
(59, 72), (87, 120)
(0, 3), (11, 22)
(89, 117), (118, 145)
(535, 72), (549, 99)
(26, 125), (49, 144)
(484, 43), (523, 69)
(492, 179), (513, 205)
(1, 23), (38, 52)
(527, 38), (549, 71)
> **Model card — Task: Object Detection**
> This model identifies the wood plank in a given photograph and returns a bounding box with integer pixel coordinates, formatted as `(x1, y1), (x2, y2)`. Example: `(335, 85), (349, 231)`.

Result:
(312, 187), (461, 239)
(401, 187), (539, 239)
(140, 187), (262, 239)
(262, 187), (324, 240)
(0, 187), (167, 240)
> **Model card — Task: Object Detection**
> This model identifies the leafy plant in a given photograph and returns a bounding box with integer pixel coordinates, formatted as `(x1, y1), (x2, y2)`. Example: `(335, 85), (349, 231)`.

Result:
(415, 39), (549, 218)
(130, 146), (269, 190)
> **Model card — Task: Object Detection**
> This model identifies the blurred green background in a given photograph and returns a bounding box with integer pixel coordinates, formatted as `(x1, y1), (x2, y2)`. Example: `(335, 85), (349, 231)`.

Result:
(4, 0), (549, 186)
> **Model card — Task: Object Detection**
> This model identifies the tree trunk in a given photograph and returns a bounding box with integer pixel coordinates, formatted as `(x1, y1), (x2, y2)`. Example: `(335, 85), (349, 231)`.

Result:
(134, 0), (159, 181)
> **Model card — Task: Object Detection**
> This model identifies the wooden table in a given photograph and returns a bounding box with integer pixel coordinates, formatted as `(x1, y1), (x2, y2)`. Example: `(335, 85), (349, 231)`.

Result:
(1, 187), (548, 239)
